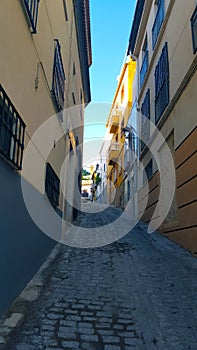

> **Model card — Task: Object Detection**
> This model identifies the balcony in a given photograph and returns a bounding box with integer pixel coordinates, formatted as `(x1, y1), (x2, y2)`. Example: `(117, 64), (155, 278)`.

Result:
(107, 164), (113, 177)
(108, 110), (120, 133)
(108, 143), (119, 165)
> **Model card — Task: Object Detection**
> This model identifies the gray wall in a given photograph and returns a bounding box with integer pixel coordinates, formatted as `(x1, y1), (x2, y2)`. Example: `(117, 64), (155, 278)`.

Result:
(0, 158), (56, 316)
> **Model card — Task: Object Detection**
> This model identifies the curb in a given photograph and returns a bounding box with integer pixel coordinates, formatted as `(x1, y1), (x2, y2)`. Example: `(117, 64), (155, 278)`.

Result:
(0, 243), (62, 349)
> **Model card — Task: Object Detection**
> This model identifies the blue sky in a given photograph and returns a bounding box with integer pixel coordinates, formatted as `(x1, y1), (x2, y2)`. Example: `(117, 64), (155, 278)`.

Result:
(83, 0), (136, 166)
(89, 0), (136, 103)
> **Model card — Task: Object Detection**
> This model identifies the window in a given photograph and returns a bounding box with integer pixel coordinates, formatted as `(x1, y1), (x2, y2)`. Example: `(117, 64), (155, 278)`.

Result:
(121, 118), (124, 138)
(121, 84), (124, 104)
(143, 159), (153, 184)
(191, 5), (197, 54)
(73, 62), (76, 75)
(140, 35), (149, 88)
(45, 163), (60, 207)
(127, 180), (130, 201)
(0, 85), (26, 169)
(23, 0), (40, 33)
(155, 43), (169, 123)
(152, 0), (165, 49)
(141, 89), (150, 152)
(75, 136), (79, 146)
(70, 140), (73, 153)
(114, 168), (117, 184)
(72, 92), (76, 105)
(51, 40), (66, 112)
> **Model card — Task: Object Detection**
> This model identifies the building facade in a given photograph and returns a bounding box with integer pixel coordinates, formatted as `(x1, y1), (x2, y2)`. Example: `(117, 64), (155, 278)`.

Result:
(0, 0), (91, 315)
(99, 133), (112, 204)
(127, 0), (197, 254)
(106, 57), (136, 208)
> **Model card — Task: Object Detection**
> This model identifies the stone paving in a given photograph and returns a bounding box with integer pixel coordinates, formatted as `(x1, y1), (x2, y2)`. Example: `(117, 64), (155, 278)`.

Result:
(5, 202), (197, 350)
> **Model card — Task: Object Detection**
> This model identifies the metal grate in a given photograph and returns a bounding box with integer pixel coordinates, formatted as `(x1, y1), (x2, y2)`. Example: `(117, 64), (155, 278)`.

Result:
(0, 85), (26, 170)
(45, 163), (60, 207)
(152, 0), (165, 49)
(141, 89), (150, 152)
(51, 40), (66, 112)
(23, 0), (40, 34)
(191, 5), (197, 54)
(140, 50), (149, 88)
(155, 43), (169, 123)
(143, 159), (153, 184)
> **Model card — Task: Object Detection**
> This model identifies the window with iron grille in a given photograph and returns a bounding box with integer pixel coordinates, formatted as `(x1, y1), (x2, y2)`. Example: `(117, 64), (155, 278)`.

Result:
(152, 0), (165, 49)
(0, 85), (26, 170)
(141, 89), (150, 152)
(70, 140), (73, 153)
(23, 0), (40, 34)
(155, 42), (169, 123)
(72, 92), (76, 105)
(191, 5), (197, 54)
(51, 40), (66, 112)
(140, 35), (149, 88)
(45, 163), (60, 207)
(127, 180), (130, 201)
(143, 159), (153, 184)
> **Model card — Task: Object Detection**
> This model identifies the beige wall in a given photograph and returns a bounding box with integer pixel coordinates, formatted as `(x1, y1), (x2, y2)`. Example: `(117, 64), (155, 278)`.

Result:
(0, 0), (86, 216)
(137, 0), (196, 133)
(135, 0), (197, 253)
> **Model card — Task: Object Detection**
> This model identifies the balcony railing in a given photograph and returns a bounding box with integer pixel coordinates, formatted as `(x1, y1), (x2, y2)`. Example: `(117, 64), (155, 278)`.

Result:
(107, 164), (113, 177)
(152, 0), (165, 49)
(109, 114), (119, 134)
(140, 50), (149, 88)
(108, 143), (119, 165)
(109, 109), (121, 133)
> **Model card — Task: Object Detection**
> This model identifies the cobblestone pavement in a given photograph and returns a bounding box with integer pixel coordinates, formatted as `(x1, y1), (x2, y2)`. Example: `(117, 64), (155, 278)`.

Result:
(6, 202), (197, 350)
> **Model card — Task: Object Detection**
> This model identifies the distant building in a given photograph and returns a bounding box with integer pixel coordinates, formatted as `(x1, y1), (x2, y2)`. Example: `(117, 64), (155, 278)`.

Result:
(0, 0), (91, 315)
(105, 56), (136, 208)
(99, 134), (112, 204)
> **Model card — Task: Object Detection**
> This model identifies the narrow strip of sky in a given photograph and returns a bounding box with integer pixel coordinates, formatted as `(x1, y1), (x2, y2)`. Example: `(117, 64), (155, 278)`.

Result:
(83, 1), (137, 167)
(89, 0), (136, 104)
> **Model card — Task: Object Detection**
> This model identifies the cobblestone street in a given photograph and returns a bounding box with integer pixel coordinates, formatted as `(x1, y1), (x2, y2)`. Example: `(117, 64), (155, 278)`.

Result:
(6, 203), (197, 350)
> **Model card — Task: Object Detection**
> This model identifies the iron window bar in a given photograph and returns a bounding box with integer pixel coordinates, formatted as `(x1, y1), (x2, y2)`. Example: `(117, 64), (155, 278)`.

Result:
(154, 42), (169, 123)
(0, 85), (26, 170)
(191, 5), (197, 54)
(143, 159), (153, 184)
(51, 39), (66, 112)
(140, 49), (149, 88)
(23, 0), (40, 34)
(152, 0), (165, 49)
(45, 163), (60, 207)
(141, 89), (150, 152)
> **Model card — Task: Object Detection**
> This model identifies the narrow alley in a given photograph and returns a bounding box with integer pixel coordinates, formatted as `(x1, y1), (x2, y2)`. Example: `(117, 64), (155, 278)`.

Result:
(4, 202), (197, 350)
(0, 1), (197, 349)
